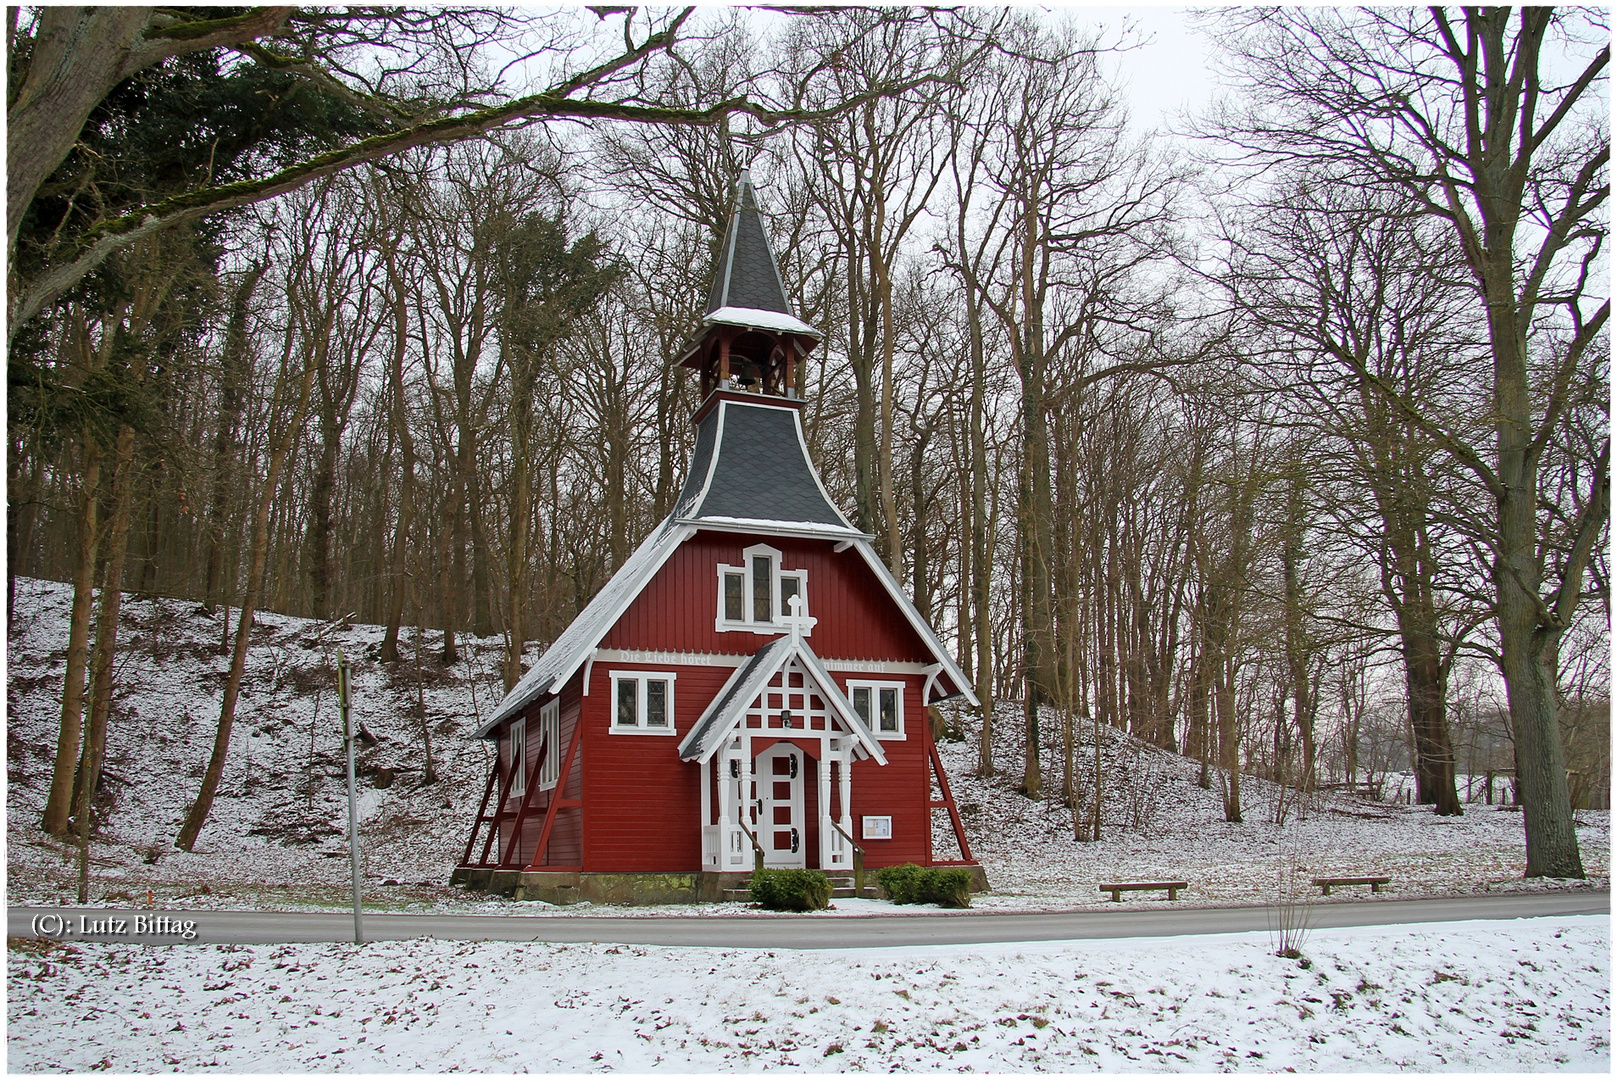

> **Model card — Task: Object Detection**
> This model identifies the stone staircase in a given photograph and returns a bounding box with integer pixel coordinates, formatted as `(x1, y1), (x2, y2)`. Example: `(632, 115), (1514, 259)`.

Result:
(723, 873), (874, 903)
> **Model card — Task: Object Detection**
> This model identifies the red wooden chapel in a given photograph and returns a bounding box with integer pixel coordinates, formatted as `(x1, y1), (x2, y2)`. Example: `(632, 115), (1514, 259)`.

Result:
(455, 173), (982, 904)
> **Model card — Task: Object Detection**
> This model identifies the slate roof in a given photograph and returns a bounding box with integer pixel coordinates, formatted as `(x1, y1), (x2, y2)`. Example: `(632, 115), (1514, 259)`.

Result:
(673, 398), (858, 534)
(706, 171), (795, 318)
(676, 635), (885, 764)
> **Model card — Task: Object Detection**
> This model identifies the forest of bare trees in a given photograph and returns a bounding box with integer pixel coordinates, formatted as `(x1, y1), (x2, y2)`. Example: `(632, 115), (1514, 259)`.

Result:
(8, 8), (1608, 874)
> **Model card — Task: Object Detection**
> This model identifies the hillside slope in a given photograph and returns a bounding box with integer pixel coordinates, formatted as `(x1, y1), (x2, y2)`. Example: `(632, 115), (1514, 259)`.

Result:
(7, 578), (1607, 910)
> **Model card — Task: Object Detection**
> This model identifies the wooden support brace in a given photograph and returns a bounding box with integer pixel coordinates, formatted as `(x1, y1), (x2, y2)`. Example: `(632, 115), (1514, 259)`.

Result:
(476, 747), (519, 868)
(458, 762), (499, 868)
(499, 737), (552, 868)
(526, 716), (586, 872)
(929, 740), (974, 864)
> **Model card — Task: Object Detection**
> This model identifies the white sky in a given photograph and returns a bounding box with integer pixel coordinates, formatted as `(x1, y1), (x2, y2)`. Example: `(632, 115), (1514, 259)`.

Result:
(1088, 6), (1216, 132)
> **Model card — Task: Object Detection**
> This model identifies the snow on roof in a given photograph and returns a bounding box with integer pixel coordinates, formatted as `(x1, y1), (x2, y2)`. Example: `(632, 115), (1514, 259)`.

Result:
(477, 521), (694, 736)
(677, 635), (884, 765)
(702, 306), (822, 340)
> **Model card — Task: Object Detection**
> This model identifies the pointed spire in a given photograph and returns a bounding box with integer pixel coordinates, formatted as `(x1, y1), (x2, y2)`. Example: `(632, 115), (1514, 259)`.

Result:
(705, 170), (796, 318)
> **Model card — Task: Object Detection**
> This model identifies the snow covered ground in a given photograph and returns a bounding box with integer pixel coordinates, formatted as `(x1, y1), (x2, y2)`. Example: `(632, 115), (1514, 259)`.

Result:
(7, 916), (1608, 1072)
(6, 576), (1609, 916)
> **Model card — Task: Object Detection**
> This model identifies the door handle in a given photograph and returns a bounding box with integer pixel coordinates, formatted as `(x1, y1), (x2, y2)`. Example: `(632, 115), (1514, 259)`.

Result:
(790, 827), (800, 853)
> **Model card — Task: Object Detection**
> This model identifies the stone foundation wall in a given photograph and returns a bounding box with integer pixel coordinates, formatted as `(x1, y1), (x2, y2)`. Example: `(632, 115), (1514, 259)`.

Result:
(450, 864), (990, 904)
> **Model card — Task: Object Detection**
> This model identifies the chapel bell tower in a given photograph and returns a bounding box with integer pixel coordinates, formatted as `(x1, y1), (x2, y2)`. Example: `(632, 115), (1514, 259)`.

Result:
(678, 171), (821, 400)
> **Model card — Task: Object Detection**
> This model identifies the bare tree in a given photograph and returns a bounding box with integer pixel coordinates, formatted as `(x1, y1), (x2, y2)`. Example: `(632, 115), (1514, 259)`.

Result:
(1208, 6), (1608, 876)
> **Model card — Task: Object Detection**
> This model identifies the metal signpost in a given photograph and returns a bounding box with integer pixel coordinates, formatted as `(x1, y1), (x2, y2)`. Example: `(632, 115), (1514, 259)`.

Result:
(337, 651), (364, 944)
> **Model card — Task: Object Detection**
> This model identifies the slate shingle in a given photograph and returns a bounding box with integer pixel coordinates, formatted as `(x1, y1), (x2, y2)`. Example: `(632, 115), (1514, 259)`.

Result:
(705, 173), (794, 317)
(682, 400), (851, 528)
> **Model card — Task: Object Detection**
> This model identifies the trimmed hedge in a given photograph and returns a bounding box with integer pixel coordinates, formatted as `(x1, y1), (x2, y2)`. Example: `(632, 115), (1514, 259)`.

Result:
(749, 868), (832, 911)
(875, 863), (972, 908)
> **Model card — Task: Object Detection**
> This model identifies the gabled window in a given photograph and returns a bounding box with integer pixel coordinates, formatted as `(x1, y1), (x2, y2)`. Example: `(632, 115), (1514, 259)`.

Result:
(610, 672), (678, 735)
(716, 543), (809, 634)
(847, 680), (905, 740)
(509, 718), (527, 797)
(537, 699), (561, 790)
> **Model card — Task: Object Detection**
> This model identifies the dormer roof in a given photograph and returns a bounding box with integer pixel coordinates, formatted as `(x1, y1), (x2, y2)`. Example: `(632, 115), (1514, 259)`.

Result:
(702, 172), (821, 341)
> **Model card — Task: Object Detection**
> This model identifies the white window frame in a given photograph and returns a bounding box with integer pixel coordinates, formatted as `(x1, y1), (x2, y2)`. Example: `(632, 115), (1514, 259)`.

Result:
(537, 699), (561, 790)
(609, 671), (679, 735)
(846, 679), (906, 740)
(715, 543), (810, 634)
(509, 717), (527, 797)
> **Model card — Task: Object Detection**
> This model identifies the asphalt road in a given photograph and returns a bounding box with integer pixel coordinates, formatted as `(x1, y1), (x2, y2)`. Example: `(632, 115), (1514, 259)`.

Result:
(9, 890), (1605, 949)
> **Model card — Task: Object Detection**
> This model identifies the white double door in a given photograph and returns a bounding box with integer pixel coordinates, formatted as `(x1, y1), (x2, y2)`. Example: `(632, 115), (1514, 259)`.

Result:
(751, 743), (805, 868)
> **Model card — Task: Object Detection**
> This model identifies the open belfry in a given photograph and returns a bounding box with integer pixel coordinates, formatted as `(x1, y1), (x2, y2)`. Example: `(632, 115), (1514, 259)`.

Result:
(455, 173), (983, 904)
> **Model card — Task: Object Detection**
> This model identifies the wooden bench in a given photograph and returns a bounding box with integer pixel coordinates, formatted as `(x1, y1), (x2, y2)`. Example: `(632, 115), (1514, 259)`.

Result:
(1312, 875), (1390, 896)
(1099, 881), (1188, 903)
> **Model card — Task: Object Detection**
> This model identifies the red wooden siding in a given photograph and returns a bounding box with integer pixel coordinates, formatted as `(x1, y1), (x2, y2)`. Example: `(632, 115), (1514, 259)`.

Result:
(500, 683), (583, 868)
(579, 661), (731, 872)
(565, 660), (933, 872)
(491, 528), (966, 875)
(845, 678), (932, 868)
(600, 533), (933, 662)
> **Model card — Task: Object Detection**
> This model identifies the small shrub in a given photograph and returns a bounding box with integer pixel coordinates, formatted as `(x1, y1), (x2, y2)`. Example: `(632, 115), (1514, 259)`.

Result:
(926, 868), (973, 908)
(749, 868), (831, 911)
(876, 863), (972, 908)
(876, 863), (925, 904)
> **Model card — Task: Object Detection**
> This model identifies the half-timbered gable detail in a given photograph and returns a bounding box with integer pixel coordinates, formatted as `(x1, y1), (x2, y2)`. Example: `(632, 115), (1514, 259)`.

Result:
(455, 172), (982, 904)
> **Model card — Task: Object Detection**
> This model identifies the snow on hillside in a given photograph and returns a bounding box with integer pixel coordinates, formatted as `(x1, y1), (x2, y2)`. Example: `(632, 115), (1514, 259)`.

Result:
(933, 706), (1610, 910)
(7, 917), (1609, 1071)
(6, 577), (1609, 912)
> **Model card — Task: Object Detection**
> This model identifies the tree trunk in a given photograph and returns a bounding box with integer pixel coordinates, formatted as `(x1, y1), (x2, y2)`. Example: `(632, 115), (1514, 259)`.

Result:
(42, 431), (101, 835)
(176, 348), (316, 851)
(75, 422), (136, 899)
(1214, 654), (1242, 823)
(378, 246), (414, 662)
(1279, 466), (1317, 792)
(7, 8), (150, 253)
(202, 265), (263, 610)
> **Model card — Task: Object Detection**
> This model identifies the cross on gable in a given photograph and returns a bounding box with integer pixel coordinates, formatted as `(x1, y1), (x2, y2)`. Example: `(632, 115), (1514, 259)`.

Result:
(782, 593), (817, 644)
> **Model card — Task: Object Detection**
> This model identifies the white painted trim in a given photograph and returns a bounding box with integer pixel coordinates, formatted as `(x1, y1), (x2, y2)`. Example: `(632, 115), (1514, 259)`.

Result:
(688, 404), (727, 517)
(537, 699), (561, 790)
(608, 670), (679, 735)
(541, 524), (698, 704)
(846, 678), (907, 741)
(581, 651), (596, 696)
(704, 307), (821, 340)
(509, 718), (527, 798)
(715, 543), (813, 636)
(679, 518), (866, 541)
(716, 197), (739, 308)
(591, 648), (936, 676)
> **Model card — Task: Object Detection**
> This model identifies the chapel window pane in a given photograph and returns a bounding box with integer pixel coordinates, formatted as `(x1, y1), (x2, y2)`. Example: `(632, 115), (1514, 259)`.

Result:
(752, 555), (773, 622)
(780, 574), (800, 615)
(725, 572), (744, 621)
(646, 680), (668, 727)
(617, 679), (638, 727)
(852, 687), (872, 726)
(880, 688), (899, 732)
